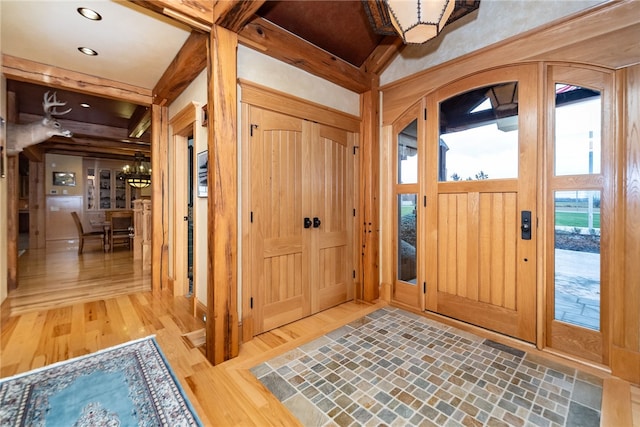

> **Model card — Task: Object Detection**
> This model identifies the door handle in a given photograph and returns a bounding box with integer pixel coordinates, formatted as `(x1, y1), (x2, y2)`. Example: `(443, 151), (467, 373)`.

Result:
(521, 210), (532, 240)
(304, 217), (312, 229)
(313, 217), (321, 228)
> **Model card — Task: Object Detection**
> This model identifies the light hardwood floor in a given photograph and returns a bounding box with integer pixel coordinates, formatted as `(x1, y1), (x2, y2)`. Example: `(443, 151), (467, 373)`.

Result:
(1, 246), (638, 426)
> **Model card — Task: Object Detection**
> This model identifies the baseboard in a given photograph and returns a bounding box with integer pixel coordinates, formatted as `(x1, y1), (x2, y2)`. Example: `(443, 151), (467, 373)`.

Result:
(195, 300), (207, 324)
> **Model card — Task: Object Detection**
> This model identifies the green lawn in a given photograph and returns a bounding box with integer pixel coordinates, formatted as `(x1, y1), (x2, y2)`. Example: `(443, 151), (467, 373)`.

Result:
(555, 211), (600, 228)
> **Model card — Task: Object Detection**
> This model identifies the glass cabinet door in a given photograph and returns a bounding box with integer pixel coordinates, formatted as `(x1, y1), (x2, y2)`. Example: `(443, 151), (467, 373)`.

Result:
(99, 169), (112, 209)
(115, 171), (127, 209)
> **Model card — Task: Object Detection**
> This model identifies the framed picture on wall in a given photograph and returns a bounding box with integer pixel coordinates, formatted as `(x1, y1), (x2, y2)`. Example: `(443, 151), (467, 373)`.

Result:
(197, 151), (208, 197)
(52, 171), (76, 186)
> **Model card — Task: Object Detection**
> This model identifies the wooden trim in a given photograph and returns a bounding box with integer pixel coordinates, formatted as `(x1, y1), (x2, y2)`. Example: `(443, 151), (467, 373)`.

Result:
(206, 26), (239, 364)
(28, 161), (46, 249)
(240, 102), (253, 342)
(239, 80), (361, 132)
(238, 17), (371, 94)
(611, 345), (640, 385)
(601, 378), (633, 427)
(2, 54), (152, 105)
(196, 299), (207, 323)
(381, 0), (640, 125)
(169, 101), (199, 130)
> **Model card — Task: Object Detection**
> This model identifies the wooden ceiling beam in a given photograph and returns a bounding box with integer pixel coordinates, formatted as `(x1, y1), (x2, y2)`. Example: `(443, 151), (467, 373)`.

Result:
(239, 17), (372, 94)
(18, 113), (143, 143)
(2, 54), (152, 105)
(43, 137), (150, 157)
(214, 1), (265, 33)
(129, 0), (214, 28)
(129, 106), (151, 139)
(360, 35), (404, 76)
(153, 31), (208, 106)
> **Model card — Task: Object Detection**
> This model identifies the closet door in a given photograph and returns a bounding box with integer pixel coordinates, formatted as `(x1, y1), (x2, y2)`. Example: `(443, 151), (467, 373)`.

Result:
(249, 106), (356, 334)
(312, 124), (355, 312)
(250, 107), (311, 333)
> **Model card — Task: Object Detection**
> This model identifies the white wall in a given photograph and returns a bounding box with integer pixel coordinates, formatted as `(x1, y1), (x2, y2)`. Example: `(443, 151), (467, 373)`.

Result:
(381, 0), (605, 86)
(238, 45), (360, 116)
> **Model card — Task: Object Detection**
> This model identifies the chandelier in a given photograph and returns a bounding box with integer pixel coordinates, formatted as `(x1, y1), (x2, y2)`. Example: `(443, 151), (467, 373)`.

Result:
(122, 152), (151, 188)
(362, 0), (480, 45)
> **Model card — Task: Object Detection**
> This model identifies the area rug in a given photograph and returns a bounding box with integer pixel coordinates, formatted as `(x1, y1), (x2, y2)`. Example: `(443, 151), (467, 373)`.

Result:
(0, 336), (202, 426)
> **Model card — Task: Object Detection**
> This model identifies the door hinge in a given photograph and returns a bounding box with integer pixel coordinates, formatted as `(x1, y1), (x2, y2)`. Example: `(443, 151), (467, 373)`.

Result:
(250, 297), (254, 309)
(423, 196), (427, 207)
(353, 208), (356, 217)
(353, 270), (356, 279)
(424, 109), (427, 120)
(250, 124), (258, 137)
(353, 146), (359, 155)
(250, 211), (254, 223)
(423, 282), (426, 293)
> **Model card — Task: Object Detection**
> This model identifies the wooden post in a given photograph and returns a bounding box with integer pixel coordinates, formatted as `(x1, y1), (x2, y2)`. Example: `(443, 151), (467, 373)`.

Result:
(206, 25), (239, 364)
(151, 104), (169, 293)
(360, 81), (381, 302)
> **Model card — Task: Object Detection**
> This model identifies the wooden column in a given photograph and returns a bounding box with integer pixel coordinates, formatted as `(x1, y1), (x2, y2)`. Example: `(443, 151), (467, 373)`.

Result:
(151, 103), (169, 293)
(359, 81), (381, 302)
(206, 25), (239, 364)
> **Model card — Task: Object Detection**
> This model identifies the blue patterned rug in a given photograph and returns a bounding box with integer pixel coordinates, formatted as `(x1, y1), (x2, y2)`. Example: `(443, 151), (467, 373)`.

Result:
(0, 336), (202, 426)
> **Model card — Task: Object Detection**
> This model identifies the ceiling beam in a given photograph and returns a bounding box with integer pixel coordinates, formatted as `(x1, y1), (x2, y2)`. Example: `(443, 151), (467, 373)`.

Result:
(18, 113), (145, 142)
(43, 136), (150, 158)
(2, 54), (152, 105)
(129, 0), (214, 28)
(129, 106), (151, 139)
(239, 17), (372, 94)
(153, 31), (208, 106)
(360, 35), (404, 75)
(214, 1), (265, 33)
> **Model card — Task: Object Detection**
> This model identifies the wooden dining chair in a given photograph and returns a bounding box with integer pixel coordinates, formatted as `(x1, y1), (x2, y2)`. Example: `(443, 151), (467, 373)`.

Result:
(71, 211), (104, 255)
(109, 210), (133, 252)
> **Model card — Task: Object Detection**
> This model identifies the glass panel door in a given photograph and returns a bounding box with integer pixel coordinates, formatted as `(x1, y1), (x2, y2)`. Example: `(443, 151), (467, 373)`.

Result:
(393, 106), (422, 309)
(546, 65), (613, 364)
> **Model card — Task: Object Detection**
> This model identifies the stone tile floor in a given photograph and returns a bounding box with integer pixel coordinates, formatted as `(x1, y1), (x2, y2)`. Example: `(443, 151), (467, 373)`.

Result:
(251, 307), (602, 427)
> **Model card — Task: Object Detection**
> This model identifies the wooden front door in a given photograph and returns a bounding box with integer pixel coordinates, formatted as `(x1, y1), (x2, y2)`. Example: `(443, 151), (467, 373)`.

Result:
(425, 65), (538, 342)
(249, 107), (355, 334)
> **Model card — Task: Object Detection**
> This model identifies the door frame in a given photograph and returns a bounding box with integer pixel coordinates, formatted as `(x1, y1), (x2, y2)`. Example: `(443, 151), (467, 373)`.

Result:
(169, 102), (200, 315)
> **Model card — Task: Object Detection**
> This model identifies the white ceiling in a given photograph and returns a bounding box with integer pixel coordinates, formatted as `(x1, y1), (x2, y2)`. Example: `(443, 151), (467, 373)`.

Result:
(1, 0), (192, 90)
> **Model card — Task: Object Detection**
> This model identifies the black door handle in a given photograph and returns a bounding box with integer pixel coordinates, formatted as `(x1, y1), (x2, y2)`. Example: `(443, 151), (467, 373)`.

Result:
(304, 217), (312, 229)
(313, 217), (321, 228)
(521, 210), (532, 240)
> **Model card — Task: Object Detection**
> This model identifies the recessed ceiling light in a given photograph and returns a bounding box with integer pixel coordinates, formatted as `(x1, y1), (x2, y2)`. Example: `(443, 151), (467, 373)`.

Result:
(80, 103), (91, 108)
(78, 47), (98, 56)
(77, 7), (102, 21)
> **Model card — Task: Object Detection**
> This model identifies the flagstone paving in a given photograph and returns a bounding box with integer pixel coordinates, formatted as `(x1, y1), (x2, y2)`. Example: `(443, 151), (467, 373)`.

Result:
(251, 307), (602, 427)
